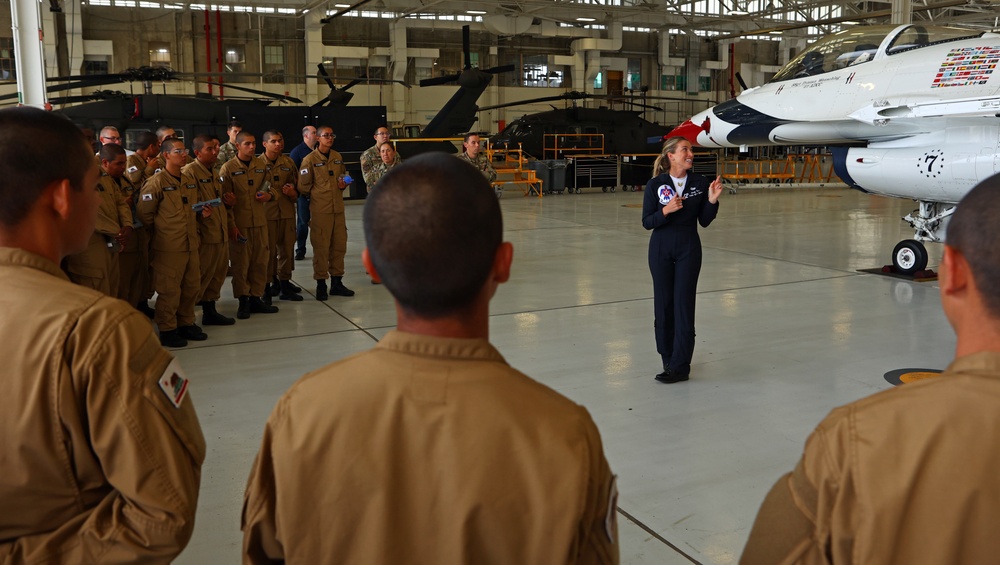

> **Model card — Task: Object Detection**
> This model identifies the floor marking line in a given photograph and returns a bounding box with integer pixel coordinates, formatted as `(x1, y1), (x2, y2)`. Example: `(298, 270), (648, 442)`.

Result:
(617, 506), (703, 564)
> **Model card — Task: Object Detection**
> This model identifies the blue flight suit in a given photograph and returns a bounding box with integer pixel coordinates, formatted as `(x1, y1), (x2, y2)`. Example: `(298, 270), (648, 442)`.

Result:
(642, 171), (719, 377)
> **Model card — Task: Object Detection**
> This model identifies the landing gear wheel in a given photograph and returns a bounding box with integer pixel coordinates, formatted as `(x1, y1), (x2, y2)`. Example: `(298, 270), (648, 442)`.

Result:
(892, 239), (928, 275)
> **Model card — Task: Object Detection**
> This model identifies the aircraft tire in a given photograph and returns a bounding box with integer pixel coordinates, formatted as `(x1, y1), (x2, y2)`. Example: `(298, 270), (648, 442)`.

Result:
(892, 239), (928, 275)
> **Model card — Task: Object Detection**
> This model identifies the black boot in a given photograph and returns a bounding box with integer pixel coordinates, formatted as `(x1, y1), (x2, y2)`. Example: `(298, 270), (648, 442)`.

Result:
(237, 296), (251, 319)
(316, 279), (328, 301)
(263, 291), (273, 306)
(202, 301), (236, 326)
(279, 280), (304, 301)
(249, 296), (279, 314)
(178, 324), (208, 341)
(159, 329), (188, 348)
(329, 276), (355, 297)
(268, 277), (281, 296)
(284, 279), (302, 293)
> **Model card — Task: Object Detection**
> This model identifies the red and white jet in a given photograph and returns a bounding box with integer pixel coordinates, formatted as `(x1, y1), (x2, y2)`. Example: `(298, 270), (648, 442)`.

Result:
(669, 24), (1000, 273)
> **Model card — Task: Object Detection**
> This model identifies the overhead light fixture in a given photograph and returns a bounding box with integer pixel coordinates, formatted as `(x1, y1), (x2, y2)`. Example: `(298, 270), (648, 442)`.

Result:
(334, 3), (350, 6)
(576, 17), (595, 22)
(467, 10), (486, 14)
(769, 30), (783, 34)
(842, 20), (859, 25)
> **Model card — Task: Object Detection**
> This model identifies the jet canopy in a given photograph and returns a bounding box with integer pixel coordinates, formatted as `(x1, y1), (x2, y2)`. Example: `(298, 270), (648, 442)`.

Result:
(769, 25), (986, 83)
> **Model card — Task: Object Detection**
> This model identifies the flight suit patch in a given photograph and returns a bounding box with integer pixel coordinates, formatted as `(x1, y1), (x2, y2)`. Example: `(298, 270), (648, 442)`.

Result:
(280, 167), (291, 171)
(158, 357), (190, 408)
(127, 165), (138, 173)
(141, 193), (153, 201)
(254, 169), (265, 174)
(300, 169), (308, 175)
(164, 186), (177, 191)
(232, 170), (246, 176)
(199, 178), (211, 183)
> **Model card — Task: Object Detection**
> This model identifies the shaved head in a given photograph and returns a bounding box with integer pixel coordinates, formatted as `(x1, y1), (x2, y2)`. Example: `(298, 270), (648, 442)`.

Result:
(363, 153), (503, 317)
(947, 176), (1000, 317)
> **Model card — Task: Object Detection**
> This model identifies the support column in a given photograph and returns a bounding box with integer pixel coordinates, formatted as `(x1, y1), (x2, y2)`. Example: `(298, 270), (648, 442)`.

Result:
(389, 21), (407, 125)
(891, 0), (912, 25)
(304, 10), (324, 106)
(11, 0), (48, 107)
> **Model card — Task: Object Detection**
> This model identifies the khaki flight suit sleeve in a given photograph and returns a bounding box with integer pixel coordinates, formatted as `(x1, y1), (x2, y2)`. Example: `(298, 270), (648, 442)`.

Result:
(297, 156), (314, 197)
(3, 304), (205, 564)
(740, 408), (855, 565)
(219, 164), (238, 233)
(137, 178), (162, 227)
(577, 410), (621, 565)
(114, 182), (134, 229)
(241, 403), (287, 564)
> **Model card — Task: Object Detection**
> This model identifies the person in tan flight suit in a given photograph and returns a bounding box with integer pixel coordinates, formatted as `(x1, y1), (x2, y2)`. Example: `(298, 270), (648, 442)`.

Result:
(219, 130), (281, 319)
(741, 176), (1000, 565)
(182, 134), (236, 326)
(113, 144), (146, 309)
(126, 130), (161, 187)
(64, 143), (134, 296)
(138, 138), (209, 348)
(297, 125), (354, 300)
(260, 130), (303, 303)
(0, 107), (205, 564)
(243, 154), (619, 565)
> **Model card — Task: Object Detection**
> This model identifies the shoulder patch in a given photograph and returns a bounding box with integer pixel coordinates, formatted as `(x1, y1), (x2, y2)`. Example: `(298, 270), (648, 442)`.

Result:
(300, 168), (309, 176)
(141, 193), (154, 201)
(127, 165), (138, 173)
(158, 357), (190, 408)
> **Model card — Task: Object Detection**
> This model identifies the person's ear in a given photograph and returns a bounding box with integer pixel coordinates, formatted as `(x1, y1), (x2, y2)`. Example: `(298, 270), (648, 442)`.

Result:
(492, 242), (513, 284)
(49, 179), (74, 221)
(940, 244), (968, 298)
(361, 248), (382, 284)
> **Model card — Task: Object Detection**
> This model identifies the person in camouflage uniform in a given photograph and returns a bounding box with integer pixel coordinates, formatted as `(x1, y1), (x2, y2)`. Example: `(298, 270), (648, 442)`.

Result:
(360, 125), (401, 191)
(218, 120), (242, 165)
(456, 133), (496, 183)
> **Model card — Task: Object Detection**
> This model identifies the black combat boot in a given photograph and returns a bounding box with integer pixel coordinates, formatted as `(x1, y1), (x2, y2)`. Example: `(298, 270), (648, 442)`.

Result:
(316, 279), (328, 301)
(249, 296), (279, 314)
(237, 296), (251, 319)
(202, 301), (236, 326)
(159, 329), (188, 348)
(329, 276), (355, 297)
(262, 290), (273, 306)
(284, 279), (302, 293)
(279, 280), (304, 301)
(268, 277), (281, 296)
(178, 324), (208, 341)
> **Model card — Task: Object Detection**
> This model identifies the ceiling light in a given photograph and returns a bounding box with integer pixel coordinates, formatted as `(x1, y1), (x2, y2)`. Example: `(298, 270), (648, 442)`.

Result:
(769, 30), (783, 34)
(731, 9), (748, 15)
(842, 20), (859, 25)
(467, 10), (486, 14)
(576, 17), (595, 22)
(334, 3), (350, 7)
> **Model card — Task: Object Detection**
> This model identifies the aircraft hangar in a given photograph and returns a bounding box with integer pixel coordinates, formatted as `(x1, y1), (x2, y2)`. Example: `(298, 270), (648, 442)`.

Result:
(1, 0), (998, 563)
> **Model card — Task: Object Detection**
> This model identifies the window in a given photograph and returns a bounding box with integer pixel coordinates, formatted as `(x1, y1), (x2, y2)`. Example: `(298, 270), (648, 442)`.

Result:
(594, 72), (603, 89)
(224, 46), (245, 74)
(626, 58), (641, 90)
(263, 45), (283, 83)
(0, 38), (14, 81)
(149, 42), (171, 68)
(522, 55), (562, 87)
(83, 57), (109, 75)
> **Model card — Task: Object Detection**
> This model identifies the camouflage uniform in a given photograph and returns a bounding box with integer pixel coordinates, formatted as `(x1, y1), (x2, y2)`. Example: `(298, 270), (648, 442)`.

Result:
(361, 144), (401, 187)
(457, 151), (497, 183)
(219, 140), (238, 166)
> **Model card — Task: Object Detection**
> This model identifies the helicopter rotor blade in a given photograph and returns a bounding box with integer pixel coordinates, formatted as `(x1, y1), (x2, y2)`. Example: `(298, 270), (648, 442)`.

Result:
(196, 80), (303, 103)
(316, 63), (337, 90)
(419, 73), (462, 87)
(462, 25), (471, 70)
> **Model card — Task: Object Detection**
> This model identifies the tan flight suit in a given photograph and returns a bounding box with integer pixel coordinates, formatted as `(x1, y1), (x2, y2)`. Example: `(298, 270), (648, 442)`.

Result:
(183, 159), (230, 303)
(261, 153), (298, 283)
(243, 330), (619, 564)
(64, 171), (133, 296)
(0, 248), (205, 563)
(114, 173), (144, 306)
(220, 156), (277, 297)
(128, 152), (160, 304)
(137, 169), (201, 332)
(741, 352), (1000, 565)
(297, 148), (348, 281)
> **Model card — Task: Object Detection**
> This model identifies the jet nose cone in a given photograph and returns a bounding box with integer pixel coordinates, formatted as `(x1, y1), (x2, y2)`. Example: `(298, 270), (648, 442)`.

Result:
(667, 119), (703, 146)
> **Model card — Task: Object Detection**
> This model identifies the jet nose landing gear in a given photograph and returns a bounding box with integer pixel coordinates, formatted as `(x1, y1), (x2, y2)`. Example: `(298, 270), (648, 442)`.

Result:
(892, 239), (929, 275)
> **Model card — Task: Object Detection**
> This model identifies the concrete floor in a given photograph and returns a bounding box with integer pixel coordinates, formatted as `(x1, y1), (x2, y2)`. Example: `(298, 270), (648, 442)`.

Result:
(172, 184), (955, 565)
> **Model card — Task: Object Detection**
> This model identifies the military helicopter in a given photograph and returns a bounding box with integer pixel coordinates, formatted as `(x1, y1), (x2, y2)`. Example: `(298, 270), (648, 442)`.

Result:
(484, 91), (680, 159)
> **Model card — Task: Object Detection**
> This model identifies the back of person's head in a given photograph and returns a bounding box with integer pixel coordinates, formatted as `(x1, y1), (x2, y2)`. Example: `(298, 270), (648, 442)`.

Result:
(363, 153), (503, 318)
(99, 143), (126, 162)
(946, 176), (1000, 318)
(134, 130), (157, 151)
(0, 108), (92, 228)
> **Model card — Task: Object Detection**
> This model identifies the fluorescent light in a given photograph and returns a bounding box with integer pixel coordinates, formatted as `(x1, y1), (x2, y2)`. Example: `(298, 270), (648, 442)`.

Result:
(576, 17), (595, 21)
(842, 20), (859, 24)
(334, 3), (350, 6)
(467, 9), (486, 14)
(769, 30), (783, 34)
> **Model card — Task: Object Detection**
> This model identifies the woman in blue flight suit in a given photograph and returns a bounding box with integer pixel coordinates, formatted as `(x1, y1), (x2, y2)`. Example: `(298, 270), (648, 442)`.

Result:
(642, 137), (724, 383)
